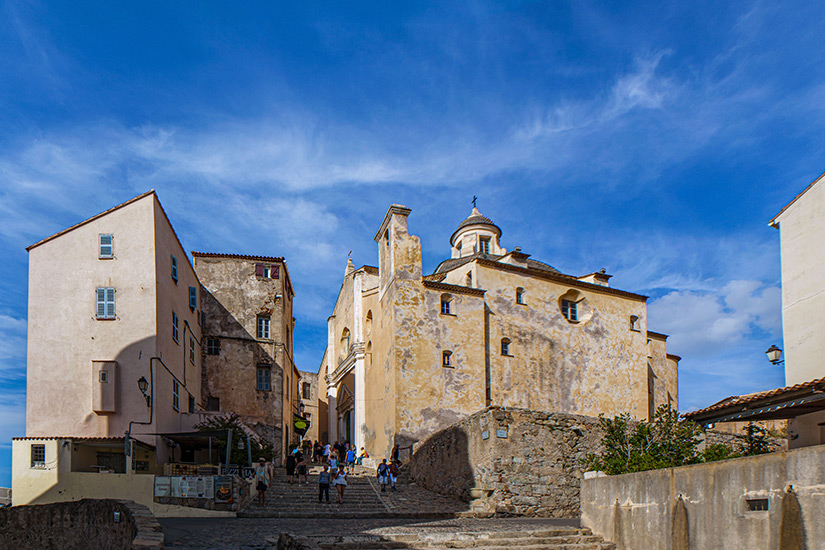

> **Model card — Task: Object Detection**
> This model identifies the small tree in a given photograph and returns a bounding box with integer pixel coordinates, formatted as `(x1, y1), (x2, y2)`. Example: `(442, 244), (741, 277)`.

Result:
(195, 413), (275, 465)
(586, 404), (703, 475)
(743, 422), (771, 456)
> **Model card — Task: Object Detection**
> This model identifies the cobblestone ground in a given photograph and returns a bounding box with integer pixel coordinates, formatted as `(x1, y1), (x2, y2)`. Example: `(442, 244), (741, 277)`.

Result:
(161, 516), (580, 550)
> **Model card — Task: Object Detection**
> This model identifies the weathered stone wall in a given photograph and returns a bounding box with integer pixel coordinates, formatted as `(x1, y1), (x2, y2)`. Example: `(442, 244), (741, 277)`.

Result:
(581, 444), (825, 550)
(153, 475), (250, 512)
(703, 426), (787, 453)
(408, 407), (605, 518)
(0, 499), (163, 549)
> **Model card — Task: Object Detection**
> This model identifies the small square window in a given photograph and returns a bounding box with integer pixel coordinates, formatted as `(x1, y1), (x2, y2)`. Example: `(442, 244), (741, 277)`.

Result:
(630, 315), (640, 331)
(98, 234), (113, 258)
(562, 300), (578, 322)
(746, 498), (768, 512)
(501, 338), (511, 356)
(171, 255), (178, 283)
(479, 237), (491, 255)
(257, 367), (271, 391)
(206, 337), (220, 355)
(172, 380), (180, 411)
(172, 311), (179, 343)
(99, 371), (108, 383)
(441, 295), (452, 315)
(442, 351), (453, 368)
(31, 444), (45, 468)
(516, 287), (526, 305)
(189, 286), (197, 310)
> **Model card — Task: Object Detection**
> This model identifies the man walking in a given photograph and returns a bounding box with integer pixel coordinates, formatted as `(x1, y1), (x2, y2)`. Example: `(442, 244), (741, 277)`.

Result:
(254, 457), (272, 506)
(377, 459), (389, 492)
(317, 464), (331, 503)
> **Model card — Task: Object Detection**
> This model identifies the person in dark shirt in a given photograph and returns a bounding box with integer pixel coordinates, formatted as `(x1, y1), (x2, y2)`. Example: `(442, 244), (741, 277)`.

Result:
(285, 450), (297, 484)
(317, 465), (331, 503)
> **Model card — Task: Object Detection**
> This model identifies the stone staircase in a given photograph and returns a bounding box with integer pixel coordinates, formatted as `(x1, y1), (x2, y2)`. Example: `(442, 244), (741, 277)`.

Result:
(280, 527), (616, 550)
(240, 464), (463, 518)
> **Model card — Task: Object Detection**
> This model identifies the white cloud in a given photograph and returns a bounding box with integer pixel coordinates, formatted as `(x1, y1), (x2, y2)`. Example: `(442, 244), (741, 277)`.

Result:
(0, 313), (26, 379)
(648, 280), (781, 358)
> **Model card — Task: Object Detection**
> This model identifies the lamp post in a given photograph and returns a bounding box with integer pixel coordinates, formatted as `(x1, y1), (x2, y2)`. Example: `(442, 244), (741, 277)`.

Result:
(137, 376), (151, 407)
(765, 345), (784, 365)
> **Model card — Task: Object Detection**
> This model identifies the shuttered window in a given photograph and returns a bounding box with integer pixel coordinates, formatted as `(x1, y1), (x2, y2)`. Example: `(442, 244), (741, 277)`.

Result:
(96, 288), (115, 319)
(256, 367), (271, 391)
(189, 286), (197, 309)
(171, 255), (178, 282)
(255, 263), (279, 279)
(172, 380), (180, 411)
(172, 311), (179, 343)
(98, 234), (113, 258)
(189, 336), (196, 363)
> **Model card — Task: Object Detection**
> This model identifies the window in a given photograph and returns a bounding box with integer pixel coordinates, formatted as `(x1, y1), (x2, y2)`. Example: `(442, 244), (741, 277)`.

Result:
(516, 287), (525, 305)
(630, 315), (640, 331)
(256, 263), (279, 279)
(172, 380), (180, 411)
(98, 234), (113, 258)
(31, 444), (45, 468)
(746, 499), (768, 512)
(99, 371), (108, 383)
(188, 394), (195, 413)
(561, 300), (578, 322)
(189, 286), (197, 310)
(441, 294), (452, 315)
(442, 350), (453, 368)
(171, 255), (178, 283)
(384, 230), (389, 244)
(501, 338), (511, 356)
(172, 311), (179, 343)
(96, 287), (116, 319)
(256, 316), (270, 339)
(479, 237), (491, 255)
(206, 337), (220, 355)
(189, 336), (196, 363)
(302, 382), (311, 399)
(466, 272), (473, 287)
(257, 366), (271, 391)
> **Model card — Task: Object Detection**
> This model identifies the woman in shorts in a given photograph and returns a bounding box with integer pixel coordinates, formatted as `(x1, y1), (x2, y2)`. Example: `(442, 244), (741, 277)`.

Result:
(333, 468), (347, 503)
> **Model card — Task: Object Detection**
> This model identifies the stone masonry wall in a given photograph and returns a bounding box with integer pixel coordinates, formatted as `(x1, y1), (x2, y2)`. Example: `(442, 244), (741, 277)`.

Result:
(0, 499), (163, 549)
(407, 407), (787, 519)
(409, 407), (605, 518)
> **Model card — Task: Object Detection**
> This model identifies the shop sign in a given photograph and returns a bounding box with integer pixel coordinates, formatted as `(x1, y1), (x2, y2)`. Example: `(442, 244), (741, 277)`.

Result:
(214, 476), (233, 503)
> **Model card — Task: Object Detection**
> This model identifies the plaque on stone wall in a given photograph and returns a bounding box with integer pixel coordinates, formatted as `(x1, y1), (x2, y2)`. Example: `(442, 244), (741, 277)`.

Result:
(496, 429), (508, 439)
(481, 430), (490, 440)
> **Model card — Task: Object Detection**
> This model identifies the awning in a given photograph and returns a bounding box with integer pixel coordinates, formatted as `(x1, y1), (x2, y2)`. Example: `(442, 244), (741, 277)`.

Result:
(142, 430), (231, 449)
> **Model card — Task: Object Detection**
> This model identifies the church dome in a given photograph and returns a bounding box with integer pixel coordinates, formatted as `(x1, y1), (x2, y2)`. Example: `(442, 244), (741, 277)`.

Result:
(450, 207), (502, 247)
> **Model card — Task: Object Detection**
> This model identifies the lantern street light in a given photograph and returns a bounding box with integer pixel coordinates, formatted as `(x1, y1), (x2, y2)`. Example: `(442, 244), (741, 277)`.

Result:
(765, 345), (784, 365)
(137, 376), (151, 407)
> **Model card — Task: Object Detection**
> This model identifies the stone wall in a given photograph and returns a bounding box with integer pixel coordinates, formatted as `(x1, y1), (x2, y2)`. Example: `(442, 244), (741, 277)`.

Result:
(0, 499), (163, 549)
(408, 407), (605, 518)
(581, 444), (825, 550)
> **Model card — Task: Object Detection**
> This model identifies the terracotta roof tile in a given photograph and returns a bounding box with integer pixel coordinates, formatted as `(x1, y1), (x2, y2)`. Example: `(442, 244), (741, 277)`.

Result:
(685, 375), (825, 419)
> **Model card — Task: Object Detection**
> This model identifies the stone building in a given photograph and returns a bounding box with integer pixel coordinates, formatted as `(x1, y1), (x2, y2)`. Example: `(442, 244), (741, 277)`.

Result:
(299, 371), (320, 443)
(318, 204), (679, 460)
(193, 252), (301, 459)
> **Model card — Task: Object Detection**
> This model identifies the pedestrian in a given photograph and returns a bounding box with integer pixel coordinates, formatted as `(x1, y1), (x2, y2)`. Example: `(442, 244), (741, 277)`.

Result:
(317, 464), (331, 503)
(313, 440), (322, 463)
(322, 442), (331, 461)
(377, 458), (389, 492)
(285, 448), (297, 484)
(356, 447), (367, 465)
(295, 447), (308, 485)
(333, 468), (348, 504)
(346, 446), (356, 474)
(388, 460), (399, 491)
(329, 451), (339, 478)
(254, 457), (271, 506)
(391, 444), (400, 464)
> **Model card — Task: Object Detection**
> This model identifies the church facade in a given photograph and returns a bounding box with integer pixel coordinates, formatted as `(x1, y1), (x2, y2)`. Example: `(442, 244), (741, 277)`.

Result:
(318, 204), (679, 460)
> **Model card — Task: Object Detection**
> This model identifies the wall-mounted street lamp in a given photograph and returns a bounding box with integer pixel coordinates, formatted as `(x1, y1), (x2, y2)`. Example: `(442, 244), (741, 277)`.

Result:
(137, 376), (151, 407)
(766, 345), (784, 365)
(299, 402), (306, 414)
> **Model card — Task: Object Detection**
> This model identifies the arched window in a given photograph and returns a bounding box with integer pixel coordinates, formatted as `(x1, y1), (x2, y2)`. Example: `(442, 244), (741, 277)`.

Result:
(516, 287), (525, 305)
(501, 338), (511, 356)
(559, 289), (592, 324)
(365, 310), (373, 335)
(440, 294), (453, 315)
(442, 350), (453, 368)
(466, 271), (473, 287)
(630, 315), (640, 331)
(340, 328), (351, 360)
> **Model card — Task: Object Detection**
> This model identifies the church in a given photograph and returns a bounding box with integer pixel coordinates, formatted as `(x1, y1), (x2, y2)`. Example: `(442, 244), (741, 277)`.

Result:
(317, 203), (679, 460)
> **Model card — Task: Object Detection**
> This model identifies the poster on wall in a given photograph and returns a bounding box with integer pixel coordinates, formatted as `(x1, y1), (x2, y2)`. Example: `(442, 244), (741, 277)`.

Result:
(214, 476), (233, 503)
(154, 476), (171, 497)
(179, 476), (214, 499)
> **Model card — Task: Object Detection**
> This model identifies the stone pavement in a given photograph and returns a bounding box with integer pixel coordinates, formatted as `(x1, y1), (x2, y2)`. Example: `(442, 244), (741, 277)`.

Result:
(161, 516), (581, 550)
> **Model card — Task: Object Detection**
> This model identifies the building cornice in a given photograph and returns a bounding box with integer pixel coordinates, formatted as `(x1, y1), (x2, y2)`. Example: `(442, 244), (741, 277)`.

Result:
(374, 204), (412, 242)
(422, 280), (487, 296)
(769, 169), (825, 228)
(475, 258), (648, 302)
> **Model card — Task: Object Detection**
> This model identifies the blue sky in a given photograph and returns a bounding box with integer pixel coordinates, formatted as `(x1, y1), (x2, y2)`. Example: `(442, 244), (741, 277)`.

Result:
(2, 1), (824, 486)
